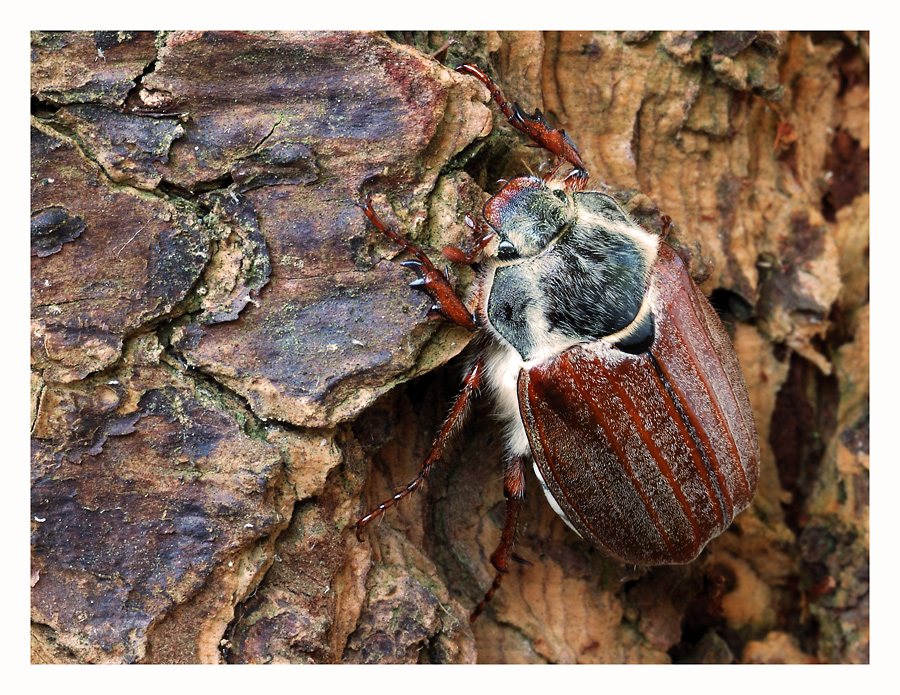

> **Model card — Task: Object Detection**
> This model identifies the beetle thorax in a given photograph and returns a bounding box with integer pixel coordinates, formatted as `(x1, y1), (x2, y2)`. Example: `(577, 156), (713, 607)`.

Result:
(477, 181), (660, 364)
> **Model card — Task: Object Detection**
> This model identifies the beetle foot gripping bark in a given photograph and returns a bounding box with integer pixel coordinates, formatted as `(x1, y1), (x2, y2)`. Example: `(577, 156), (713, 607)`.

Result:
(361, 197), (477, 331)
(356, 64), (759, 623)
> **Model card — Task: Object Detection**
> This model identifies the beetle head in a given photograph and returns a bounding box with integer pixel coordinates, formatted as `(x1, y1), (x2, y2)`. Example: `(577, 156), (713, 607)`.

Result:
(483, 175), (574, 261)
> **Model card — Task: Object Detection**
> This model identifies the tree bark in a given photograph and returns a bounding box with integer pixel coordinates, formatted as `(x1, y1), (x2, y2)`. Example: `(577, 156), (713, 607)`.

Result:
(31, 30), (868, 664)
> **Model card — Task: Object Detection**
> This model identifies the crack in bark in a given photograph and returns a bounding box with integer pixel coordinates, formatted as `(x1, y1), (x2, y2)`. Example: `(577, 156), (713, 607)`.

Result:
(251, 117), (283, 154)
(31, 379), (46, 434)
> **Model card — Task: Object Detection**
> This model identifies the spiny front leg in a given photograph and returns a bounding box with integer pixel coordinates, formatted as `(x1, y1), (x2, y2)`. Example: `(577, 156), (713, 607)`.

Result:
(356, 355), (485, 540)
(456, 63), (589, 190)
(362, 196), (478, 331)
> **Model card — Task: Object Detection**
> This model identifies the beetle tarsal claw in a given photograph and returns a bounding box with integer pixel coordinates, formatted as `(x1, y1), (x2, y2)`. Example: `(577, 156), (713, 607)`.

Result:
(400, 261), (429, 290)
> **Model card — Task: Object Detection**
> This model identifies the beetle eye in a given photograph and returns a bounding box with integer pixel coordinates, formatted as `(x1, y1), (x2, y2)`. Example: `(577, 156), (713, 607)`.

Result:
(497, 240), (518, 260)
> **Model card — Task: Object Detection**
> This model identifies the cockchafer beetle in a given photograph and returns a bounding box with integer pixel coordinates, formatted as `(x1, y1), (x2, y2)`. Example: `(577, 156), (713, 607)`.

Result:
(356, 63), (759, 621)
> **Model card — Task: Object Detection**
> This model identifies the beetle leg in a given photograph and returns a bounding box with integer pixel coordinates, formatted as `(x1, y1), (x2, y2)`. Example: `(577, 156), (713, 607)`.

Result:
(441, 215), (495, 265)
(356, 356), (485, 540)
(660, 215), (674, 241)
(457, 64), (589, 187)
(362, 196), (478, 331)
(470, 453), (527, 622)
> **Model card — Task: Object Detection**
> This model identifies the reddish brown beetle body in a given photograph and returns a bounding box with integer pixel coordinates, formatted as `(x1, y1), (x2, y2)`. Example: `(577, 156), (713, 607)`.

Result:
(357, 64), (759, 621)
(520, 243), (758, 565)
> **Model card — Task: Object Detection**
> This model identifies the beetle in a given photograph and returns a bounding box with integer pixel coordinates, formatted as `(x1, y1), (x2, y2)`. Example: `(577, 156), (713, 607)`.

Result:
(356, 63), (759, 621)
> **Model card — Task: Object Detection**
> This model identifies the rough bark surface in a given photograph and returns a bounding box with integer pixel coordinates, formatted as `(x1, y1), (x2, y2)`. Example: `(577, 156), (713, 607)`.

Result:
(31, 30), (868, 664)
